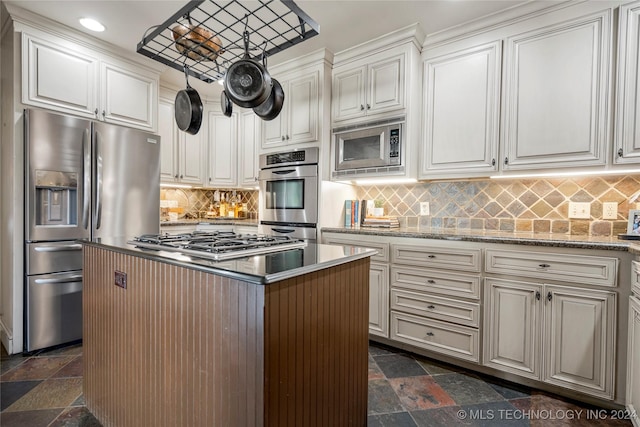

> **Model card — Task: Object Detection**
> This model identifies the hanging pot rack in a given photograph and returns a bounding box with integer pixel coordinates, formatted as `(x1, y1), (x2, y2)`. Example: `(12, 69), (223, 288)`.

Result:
(136, 0), (320, 83)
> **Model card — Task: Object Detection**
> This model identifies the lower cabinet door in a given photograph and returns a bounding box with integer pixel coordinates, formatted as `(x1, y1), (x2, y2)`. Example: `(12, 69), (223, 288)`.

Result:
(544, 285), (616, 400)
(628, 296), (640, 424)
(369, 262), (389, 338)
(390, 311), (479, 362)
(483, 278), (542, 379)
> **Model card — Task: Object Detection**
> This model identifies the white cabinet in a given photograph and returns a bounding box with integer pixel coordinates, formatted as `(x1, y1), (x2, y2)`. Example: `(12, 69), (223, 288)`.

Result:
(262, 70), (319, 149)
(208, 108), (260, 188)
(501, 9), (612, 170)
(628, 296), (640, 426)
(158, 95), (206, 186)
(332, 53), (404, 122)
(207, 111), (238, 187)
(484, 244), (619, 401)
(420, 41), (501, 179)
(614, 1), (640, 165)
(22, 31), (158, 132)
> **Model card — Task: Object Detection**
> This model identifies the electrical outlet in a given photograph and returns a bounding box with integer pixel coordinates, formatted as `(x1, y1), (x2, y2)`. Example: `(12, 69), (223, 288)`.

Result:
(420, 202), (430, 216)
(568, 202), (591, 219)
(603, 202), (618, 219)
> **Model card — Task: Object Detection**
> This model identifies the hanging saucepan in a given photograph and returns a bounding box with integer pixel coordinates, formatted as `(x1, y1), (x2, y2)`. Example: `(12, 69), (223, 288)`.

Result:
(224, 31), (272, 108)
(220, 90), (233, 117)
(253, 78), (284, 121)
(175, 65), (203, 135)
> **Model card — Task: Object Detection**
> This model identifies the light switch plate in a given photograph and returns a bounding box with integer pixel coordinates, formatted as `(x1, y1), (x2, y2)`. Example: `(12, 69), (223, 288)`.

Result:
(603, 202), (618, 219)
(568, 202), (591, 219)
(420, 202), (430, 216)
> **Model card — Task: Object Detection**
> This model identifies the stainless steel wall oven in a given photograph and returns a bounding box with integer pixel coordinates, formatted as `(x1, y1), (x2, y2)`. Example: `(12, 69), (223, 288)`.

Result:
(258, 148), (319, 241)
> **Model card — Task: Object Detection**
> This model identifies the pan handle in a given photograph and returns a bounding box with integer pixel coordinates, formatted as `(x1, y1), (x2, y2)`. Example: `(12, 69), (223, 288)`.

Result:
(183, 64), (192, 89)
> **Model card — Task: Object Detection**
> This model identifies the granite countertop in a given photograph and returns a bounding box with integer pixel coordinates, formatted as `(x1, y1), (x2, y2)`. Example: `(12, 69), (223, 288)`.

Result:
(83, 237), (376, 285)
(160, 219), (259, 226)
(321, 226), (634, 251)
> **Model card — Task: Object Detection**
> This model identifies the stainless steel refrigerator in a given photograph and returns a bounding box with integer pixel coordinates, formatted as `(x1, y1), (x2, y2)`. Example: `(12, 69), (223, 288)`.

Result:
(24, 108), (160, 352)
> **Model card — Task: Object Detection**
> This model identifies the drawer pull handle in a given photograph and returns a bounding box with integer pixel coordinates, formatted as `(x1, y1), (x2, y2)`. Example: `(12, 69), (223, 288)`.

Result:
(426, 332), (434, 337)
(427, 305), (436, 309)
(538, 263), (550, 268)
(427, 255), (436, 259)
(427, 279), (436, 284)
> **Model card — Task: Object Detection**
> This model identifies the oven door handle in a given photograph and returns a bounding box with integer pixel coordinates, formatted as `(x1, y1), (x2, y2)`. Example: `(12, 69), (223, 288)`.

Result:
(271, 169), (296, 175)
(271, 228), (296, 234)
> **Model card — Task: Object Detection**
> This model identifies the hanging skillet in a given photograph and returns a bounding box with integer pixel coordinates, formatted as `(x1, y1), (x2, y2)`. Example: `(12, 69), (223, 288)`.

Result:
(224, 31), (272, 108)
(175, 65), (203, 135)
(253, 78), (284, 121)
(220, 90), (233, 117)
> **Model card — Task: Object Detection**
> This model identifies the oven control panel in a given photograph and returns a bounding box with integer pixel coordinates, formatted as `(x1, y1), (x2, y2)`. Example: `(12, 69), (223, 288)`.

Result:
(260, 147), (319, 169)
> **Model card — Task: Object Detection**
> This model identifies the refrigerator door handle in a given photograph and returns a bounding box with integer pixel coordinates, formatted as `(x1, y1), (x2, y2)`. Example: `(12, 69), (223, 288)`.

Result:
(34, 244), (83, 252)
(95, 131), (103, 230)
(82, 129), (91, 230)
(34, 274), (83, 285)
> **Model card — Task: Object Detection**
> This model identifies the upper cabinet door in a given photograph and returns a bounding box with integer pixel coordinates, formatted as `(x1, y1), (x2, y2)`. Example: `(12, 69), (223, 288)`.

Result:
(22, 33), (98, 119)
(239, 110), (259, 187)
(614, 2), (640, 164)
(100, 62), (157, 131)
(368, 54), (404, 115)
(158, 98), (178, 182)
(420, 41), (501, 179)
(179, 129), (206, 186)
(208, 111), (238, 187)
(502, 9), (612, 170)
(288, 71), (319, 144)
(332, 66), (367, 122)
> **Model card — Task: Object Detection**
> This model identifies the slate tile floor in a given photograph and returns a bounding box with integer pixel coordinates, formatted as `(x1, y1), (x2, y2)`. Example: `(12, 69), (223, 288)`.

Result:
(1, 341), (634, 426)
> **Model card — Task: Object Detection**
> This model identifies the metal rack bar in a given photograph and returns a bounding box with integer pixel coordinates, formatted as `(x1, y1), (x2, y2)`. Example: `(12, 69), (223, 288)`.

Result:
(136, 0), (319, 83)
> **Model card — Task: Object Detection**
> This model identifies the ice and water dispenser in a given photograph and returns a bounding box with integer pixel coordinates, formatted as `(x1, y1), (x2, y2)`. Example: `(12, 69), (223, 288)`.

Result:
(34, 170), (78, 227)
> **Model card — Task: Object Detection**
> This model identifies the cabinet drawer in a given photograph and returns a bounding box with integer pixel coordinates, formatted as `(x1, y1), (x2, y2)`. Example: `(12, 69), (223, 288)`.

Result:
(391, 266), (481, 300)
(324, 236), (389, 262)
(392, 244), (481, 272)
(391, 289), (480, 327)
(485, 249), (617, 287)
(632, 260), (640, 296)
(390, 311), (479, 362)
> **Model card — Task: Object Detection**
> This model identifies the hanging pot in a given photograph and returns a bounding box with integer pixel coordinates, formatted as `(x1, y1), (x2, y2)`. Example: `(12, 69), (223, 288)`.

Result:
(220, 90), (233, 117)
(224, 31), (272, 108)
(175, 66), (203, 135)
(253, 78), (284, 121)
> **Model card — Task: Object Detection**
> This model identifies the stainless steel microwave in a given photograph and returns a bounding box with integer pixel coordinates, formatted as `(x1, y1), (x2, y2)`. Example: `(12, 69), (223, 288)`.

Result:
(333, 117), (404, 176)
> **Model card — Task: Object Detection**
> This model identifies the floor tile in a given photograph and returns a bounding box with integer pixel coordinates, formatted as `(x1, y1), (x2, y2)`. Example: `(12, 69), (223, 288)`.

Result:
(38, 344), (83, 358)
(0, 358), (28, 376)
(49, 406), (102, 427)
(368, 411), (418, 426)
(460, 400), (529, 427)
(1, 356), (75, 382)
(52, 356), (83, 378)
(4, 377), (82, 412)
(368, 378), (404, 415)
(71, 393), (85, 407)
(369, 358), (385, 380)
(375, 354), (428, 379)
(369, 342), (398, 356)
(388, 375), (456, 410)
(482, 376), (531, 400)
(1, 380), (41, 411)
(432, 372), (505, 406)
(0, 408), (63, 427)
(411, 406), (474, 427)
(413, 356), (461, 376)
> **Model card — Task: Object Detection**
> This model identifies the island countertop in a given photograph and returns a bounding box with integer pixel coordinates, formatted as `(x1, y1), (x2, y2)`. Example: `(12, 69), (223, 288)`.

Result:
(82, 237), (377, 285)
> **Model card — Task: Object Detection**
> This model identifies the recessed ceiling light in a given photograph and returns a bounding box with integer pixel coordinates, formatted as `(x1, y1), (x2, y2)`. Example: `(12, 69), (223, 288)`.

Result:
(79, 18), (105, 32)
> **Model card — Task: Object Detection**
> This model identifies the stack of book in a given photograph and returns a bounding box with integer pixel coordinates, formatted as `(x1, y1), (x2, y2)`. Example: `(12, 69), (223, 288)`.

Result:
(344, 200), (361, 227)
(361, 216), (400, 228)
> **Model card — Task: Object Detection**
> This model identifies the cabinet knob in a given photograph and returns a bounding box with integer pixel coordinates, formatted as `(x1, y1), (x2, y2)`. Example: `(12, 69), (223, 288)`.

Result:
(491, 158), (496, 166)
(504, 157), (509, 165)
(427, 279), (436, 284)
(360, 104), (364, 111)
(425, 332), (434, 337)
(427, 305), (436, 309)
(367, 104), (371, 110)
(547, 292), (552, 302)
(286, 135), (290, 140)
(174, 174), (178, 179)
(180, 175), (183, 179)
(102, 110), (106, 117)
(282, 136), (285, 141)
(618, 148), (624, 158)
(535, 291), (541, 301)
(94, 108), (98, 116)
(209, 177), (212, 182)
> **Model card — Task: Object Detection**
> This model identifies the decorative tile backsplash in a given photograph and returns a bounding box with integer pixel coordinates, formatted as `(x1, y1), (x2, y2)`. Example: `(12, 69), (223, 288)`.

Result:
(355, 175), (640, 236)
(161, 188), (258, 219)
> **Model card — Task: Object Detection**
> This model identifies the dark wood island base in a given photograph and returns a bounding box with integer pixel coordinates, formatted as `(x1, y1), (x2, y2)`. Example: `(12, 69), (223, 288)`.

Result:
(83, 244), (370, 427)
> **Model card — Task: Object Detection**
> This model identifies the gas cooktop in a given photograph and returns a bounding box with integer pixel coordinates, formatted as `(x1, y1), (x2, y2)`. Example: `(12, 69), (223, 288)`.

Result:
(128, 231), (306, 261)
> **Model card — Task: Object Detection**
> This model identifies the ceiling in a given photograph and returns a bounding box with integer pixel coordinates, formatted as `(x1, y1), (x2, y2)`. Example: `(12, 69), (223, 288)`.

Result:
(5, 0), (531, 95)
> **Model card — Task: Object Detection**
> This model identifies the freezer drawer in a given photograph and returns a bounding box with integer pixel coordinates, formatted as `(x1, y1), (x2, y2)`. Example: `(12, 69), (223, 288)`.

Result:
(26, 241), (83, 275)
(26, 270), (82, 352)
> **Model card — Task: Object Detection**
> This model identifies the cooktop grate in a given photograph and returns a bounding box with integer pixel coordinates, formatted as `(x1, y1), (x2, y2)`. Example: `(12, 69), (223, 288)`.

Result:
(136, 0), (319, 83)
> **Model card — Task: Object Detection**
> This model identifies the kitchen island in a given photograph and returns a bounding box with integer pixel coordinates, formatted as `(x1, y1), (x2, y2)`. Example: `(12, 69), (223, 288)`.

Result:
(82, 238), (376, 427)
